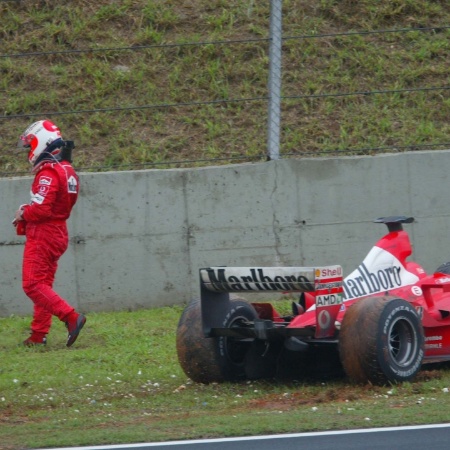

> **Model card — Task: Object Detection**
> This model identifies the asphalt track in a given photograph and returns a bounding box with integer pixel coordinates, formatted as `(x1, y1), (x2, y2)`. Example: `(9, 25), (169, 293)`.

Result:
(41, 423), (450, 450)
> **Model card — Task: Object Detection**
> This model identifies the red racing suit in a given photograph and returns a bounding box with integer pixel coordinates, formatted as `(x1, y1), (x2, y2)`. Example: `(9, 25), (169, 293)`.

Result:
(21, 161), (79, 334)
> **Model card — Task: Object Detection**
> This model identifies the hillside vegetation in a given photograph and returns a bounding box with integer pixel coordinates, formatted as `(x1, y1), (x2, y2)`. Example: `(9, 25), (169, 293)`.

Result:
(0, 0), (449, 174)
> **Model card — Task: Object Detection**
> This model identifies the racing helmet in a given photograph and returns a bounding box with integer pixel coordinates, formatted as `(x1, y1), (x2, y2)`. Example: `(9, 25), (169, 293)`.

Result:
(17, 119), (63, 168)
(435, 261), (450, 275)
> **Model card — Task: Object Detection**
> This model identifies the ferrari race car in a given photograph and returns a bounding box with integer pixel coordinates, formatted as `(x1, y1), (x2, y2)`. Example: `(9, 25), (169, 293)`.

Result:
(176, 216), (450, 385)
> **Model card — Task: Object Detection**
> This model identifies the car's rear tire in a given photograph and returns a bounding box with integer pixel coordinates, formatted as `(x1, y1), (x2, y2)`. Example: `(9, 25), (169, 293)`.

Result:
(339, 296), (424, 385)
(176, 296), (258, 383)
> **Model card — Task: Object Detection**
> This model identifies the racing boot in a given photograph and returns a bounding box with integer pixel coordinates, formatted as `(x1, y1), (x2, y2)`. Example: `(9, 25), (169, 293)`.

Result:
(23, 331), (47, 347)
(65, 312), (86, 347)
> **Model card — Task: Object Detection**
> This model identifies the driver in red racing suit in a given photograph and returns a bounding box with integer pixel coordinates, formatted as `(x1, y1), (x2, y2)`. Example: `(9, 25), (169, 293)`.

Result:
(14, 119), (86, 347)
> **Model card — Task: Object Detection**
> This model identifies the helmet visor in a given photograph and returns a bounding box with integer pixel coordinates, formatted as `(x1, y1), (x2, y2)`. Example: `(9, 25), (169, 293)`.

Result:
(17, 134), (35, 151)
(17, 134), (39, 164)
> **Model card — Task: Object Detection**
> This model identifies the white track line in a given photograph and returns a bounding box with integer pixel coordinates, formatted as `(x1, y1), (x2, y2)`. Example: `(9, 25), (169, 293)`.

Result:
(39, 423), (450, 450)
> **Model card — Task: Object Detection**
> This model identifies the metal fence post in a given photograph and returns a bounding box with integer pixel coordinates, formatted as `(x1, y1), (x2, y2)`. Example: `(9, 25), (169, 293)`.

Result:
(267, 0), (283, 160)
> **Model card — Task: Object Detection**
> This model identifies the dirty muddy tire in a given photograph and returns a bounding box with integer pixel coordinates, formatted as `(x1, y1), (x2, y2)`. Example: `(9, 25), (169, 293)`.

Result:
(339, 297), (424, 385)
(176, 297), (257, 383)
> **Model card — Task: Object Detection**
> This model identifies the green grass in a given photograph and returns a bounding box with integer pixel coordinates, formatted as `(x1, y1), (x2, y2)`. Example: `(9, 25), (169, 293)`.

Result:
(1, 0), (450, 174)
(1, 304), (450, 449)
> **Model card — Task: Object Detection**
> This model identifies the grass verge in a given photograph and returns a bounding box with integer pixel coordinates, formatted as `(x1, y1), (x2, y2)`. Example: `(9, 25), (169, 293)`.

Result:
(1, 304), (450, 449)
(1, 0), (450, 174)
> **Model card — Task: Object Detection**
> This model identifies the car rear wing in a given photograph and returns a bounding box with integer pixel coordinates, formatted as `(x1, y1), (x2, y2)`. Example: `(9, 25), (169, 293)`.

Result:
(200, 266), (344, 338)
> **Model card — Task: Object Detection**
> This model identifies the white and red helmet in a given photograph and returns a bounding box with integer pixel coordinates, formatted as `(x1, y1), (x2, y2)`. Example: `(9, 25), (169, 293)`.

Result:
(17, 119), (63, 168)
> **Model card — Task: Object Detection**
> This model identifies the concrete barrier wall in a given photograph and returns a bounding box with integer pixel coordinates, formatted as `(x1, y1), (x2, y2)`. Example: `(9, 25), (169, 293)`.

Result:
(1, 150), (450, 317)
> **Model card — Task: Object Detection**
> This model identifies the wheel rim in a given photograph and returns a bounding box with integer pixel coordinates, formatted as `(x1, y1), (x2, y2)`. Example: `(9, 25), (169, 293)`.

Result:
(387, 316), (418, 366)
(224, 316), (253, 365)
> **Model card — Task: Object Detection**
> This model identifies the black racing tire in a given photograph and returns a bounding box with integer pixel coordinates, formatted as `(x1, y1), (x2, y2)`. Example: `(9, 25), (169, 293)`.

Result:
(339, 296), (424, 385)
(176, 296), (258, 383)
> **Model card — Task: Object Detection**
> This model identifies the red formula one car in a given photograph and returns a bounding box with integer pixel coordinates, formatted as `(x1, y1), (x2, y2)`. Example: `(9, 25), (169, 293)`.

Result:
(176, 216), (450, 385)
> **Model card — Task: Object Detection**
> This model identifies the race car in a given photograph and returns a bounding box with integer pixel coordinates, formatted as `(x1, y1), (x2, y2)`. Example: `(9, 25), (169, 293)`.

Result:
(176, 216), (450, 385)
